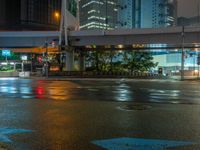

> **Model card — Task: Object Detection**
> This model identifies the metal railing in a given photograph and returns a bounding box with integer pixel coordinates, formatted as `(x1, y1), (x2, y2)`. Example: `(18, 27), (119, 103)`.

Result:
(48, 71), (165, 79)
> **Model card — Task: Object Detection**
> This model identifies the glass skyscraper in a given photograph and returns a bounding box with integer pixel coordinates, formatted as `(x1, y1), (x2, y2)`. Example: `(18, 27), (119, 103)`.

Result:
(117, 0), (177, 29)
(79, 0), (118, 30)
(79, 0), (177, 30)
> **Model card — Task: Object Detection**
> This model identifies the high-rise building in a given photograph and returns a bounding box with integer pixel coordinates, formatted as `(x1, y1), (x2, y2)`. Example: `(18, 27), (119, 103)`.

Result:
(0, 0), (61, 30)
(79, 0), (118, 30)
(20, 0), (61, 30)
(117, 0), (177, 29)
(178, 16), (200, 26)
(0, 0), (21, 30)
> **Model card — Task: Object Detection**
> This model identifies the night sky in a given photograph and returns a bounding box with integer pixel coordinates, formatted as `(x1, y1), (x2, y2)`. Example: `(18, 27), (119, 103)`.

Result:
(178, 0), (198, 17)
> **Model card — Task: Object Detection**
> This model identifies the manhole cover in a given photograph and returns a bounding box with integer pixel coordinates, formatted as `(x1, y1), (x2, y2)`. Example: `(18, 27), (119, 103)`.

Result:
(117, 104), (152, 111)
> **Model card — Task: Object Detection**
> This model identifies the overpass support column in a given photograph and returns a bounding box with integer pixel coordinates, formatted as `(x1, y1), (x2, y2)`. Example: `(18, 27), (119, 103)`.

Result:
(65, 49), (74, 71)
(181, 26), (185, 81)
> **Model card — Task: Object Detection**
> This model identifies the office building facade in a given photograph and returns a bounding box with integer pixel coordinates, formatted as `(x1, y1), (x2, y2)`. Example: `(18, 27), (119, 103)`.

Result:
(0, 0), (21, 30)
(79, 0), (118, 30)
(0, 0), (61, 30)
(178, 16), (200, 26)
(117, 0), (177, 29)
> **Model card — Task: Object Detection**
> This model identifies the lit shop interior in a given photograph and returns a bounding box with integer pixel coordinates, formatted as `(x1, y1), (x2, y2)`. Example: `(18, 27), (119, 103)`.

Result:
(0, 49), (61, 73)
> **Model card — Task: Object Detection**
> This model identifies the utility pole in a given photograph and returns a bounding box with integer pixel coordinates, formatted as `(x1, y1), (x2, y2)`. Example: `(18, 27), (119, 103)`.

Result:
(197, 0), (200, 79)
(45, 41), (48, 78)
(181, 26), (185, 81)
(198, 0), (200, 25)
(197, 54), (200, 79)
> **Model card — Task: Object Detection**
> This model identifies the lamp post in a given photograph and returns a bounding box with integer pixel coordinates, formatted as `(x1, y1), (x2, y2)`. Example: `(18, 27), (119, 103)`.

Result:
(181, 26), (185, 81)
(45, 41), (48, 78)
(198, 54), (200, 79)
(2, 50), (10, 63)
(54, 11), (60, 29)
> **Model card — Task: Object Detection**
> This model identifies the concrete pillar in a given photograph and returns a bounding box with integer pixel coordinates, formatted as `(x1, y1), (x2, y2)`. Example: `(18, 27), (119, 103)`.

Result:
(65, 50), (74, 71)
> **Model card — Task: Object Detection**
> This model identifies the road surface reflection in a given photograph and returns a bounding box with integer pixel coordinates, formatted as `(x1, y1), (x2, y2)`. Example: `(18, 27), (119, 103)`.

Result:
(0, 78), (199, 104)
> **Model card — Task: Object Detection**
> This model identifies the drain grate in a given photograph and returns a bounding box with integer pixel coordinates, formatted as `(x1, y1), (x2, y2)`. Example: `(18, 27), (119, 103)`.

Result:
(117, 104), (152, 111)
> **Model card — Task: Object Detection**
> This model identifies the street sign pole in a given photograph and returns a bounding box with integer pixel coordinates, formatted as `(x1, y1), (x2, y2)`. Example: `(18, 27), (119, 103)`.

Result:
(2, 50), (11, 63)
(45, 41), (48, 78)
(197, 54), (200, 79)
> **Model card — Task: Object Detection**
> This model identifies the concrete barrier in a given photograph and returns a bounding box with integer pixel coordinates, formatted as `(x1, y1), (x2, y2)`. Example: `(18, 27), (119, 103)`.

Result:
(47, 71), (165, 79)
(0, 72), (18, 77)
(19, 72), (30, 78)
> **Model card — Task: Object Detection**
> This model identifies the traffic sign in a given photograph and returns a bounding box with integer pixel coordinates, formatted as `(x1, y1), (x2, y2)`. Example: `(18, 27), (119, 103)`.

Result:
(2, 50), (11, 57)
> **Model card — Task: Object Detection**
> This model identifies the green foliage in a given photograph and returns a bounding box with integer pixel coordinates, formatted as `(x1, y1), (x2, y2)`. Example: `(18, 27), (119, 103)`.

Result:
(0, 64), (14, 71)
(122, 51), (158, 72)
(85, 50), (158, 73)
(85, 51), (122, 72)
(0, 50), (21, 60)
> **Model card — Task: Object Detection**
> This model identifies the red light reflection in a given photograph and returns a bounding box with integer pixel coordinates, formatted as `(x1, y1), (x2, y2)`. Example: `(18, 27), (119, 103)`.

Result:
(36, 86), (44, 99)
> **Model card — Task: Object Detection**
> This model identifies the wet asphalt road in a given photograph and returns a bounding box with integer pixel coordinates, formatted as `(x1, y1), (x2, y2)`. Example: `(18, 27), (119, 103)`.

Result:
(1, 78), (200, 149)
(1, 78), (200, 104)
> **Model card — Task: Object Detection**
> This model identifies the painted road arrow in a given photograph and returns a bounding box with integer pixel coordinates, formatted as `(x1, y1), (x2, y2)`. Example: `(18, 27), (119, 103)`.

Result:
(0, 127), (32, 143)
(92, 137), (195, 150)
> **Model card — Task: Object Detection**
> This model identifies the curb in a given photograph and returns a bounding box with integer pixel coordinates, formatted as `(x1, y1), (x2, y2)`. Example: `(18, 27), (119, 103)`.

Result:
(0, 143), (10, 150)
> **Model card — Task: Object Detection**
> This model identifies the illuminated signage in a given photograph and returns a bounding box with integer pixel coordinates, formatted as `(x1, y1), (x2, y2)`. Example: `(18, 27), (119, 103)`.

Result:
(21, 55), (28, 61)
(68, 0), (77, 17)
(2, 50), (11, 57)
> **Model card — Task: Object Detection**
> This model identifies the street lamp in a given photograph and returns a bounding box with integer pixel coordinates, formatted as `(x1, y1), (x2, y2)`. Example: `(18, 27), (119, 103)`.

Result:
(54, 11), (60, 24)
(54, 12), (60, 19)
(45, 41), (48, 78)
(181, 26), (185, 80)
(54, 11), (60, 30)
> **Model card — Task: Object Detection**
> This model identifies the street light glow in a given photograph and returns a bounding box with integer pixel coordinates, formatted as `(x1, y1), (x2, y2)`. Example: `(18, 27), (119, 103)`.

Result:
(54, 12), (60, 19)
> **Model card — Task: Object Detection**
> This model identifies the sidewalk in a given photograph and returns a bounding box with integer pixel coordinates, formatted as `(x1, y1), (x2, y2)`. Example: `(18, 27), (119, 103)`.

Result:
(25, 76), (175, 82)
(170, 76), (200, 81)
(3, 75), (200, 82)
(0, 143), (10, 150)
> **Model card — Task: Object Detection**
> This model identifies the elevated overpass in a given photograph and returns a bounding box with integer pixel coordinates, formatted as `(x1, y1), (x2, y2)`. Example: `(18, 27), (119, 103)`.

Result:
(68, 26), (200, 50)
(0, 26), (200, 74)
(0, 31), (60, 51)
(0, 26), (200, 50)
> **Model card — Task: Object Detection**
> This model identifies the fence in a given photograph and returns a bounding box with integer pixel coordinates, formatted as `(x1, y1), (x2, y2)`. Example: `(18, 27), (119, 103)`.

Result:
(48, 71), (166, 79)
